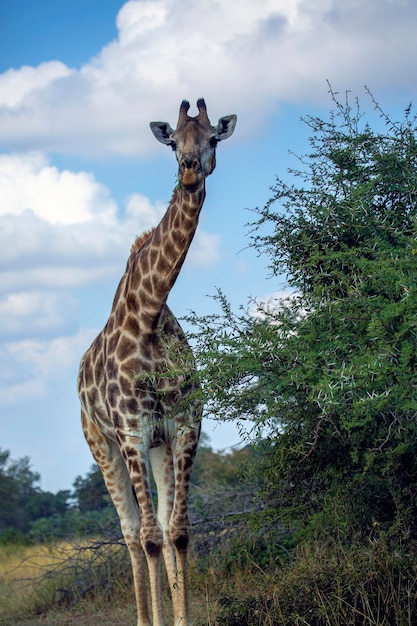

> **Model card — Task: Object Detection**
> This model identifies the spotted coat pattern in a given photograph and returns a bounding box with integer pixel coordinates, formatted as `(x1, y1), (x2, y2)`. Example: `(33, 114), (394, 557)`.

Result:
(77, 99), (236, 626)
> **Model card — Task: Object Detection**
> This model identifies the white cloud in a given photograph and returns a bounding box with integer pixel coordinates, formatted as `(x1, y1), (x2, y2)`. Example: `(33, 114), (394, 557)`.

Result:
(0, 153), (220, 293)
(249, 289), (299, 319)
(0, 291), (79, 339)
(187, 231), (221, 269)
(125, 192), (166, 231)
(0, 152), (117, 224)
(0, 328), (95, 405)
(0, 62), (72, 107)
(0, 0), (416, 157)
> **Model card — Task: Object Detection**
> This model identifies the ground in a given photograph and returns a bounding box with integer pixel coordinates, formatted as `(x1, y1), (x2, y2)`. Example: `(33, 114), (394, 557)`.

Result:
(14, 606), (136, 626)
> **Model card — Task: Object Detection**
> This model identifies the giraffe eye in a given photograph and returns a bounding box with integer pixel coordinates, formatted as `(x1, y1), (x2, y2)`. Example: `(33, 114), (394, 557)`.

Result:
(170, 140), (177, 151)
(209, 135), (218, 147)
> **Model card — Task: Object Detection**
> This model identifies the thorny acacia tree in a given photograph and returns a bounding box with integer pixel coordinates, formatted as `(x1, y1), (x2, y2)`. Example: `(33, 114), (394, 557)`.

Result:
(186, 88), (417, 538)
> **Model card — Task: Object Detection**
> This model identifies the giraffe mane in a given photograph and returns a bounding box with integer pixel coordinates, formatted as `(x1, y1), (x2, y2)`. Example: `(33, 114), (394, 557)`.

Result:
(130, 228), (155, 253)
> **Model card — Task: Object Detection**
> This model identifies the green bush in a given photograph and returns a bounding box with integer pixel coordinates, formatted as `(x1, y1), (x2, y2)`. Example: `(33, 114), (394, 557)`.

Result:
(186, 90), (417, 540)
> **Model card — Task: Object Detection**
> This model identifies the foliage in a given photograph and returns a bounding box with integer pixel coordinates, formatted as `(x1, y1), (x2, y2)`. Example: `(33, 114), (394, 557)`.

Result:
(192, 433), (253, 486)
(0, 449), (70, 540)
(73, 465), (112, 513)
(207, 533), (417, 626)
(0, 449), (120, 542)
(185, 88), (417, 538)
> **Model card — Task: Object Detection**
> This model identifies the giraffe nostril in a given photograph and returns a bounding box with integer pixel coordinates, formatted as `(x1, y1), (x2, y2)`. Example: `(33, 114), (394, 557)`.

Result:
(181, 157), (200, 171)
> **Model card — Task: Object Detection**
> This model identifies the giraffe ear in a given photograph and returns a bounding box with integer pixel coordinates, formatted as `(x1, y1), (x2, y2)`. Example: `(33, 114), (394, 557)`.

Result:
(150, 121), (175, 145)
(215, 114), (237, 141)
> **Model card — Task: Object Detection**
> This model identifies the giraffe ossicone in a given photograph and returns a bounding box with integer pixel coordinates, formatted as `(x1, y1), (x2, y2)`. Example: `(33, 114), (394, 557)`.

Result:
(78, 99), (236, 626)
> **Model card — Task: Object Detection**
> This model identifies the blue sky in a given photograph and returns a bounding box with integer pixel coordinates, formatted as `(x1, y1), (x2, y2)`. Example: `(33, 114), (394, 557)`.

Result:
(1, 0), (417, 493)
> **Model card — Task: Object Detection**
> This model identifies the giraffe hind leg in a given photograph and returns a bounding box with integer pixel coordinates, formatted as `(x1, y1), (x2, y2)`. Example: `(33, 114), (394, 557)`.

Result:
(81, 410), (151, 626)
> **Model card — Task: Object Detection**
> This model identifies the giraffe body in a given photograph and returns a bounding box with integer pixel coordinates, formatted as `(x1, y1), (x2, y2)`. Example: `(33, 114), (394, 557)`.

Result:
(78, 99), (236, 626)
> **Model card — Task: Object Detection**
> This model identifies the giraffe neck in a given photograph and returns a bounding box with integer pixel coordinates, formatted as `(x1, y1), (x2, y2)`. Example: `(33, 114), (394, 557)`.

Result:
(122, 182), (206, 327)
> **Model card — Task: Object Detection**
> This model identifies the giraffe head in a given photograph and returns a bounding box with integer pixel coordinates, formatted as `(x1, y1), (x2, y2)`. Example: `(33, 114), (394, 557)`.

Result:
(150, 98), (237, 189)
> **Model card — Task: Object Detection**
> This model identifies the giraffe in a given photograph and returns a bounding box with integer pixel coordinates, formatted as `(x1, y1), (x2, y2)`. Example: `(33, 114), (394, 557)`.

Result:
(77, 99), (237, 626)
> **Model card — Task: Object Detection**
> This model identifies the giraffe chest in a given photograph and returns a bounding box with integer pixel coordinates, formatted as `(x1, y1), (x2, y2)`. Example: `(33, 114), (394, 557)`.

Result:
(79, 320), (196, 436)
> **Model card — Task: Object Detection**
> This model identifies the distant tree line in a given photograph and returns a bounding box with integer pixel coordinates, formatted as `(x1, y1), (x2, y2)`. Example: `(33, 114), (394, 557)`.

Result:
(0, 433), (253, 544)
(0, 449), (69, 543)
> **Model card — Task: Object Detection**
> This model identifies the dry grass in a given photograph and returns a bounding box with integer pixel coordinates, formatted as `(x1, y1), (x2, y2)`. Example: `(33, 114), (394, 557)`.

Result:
(2, 533), (417, 625)
(0, 541), (79, 581)
(0, 539), (133, 626)
(0, 541), (77, 624)
(0, 540), (203, 626)
(5, 605), (136, 626)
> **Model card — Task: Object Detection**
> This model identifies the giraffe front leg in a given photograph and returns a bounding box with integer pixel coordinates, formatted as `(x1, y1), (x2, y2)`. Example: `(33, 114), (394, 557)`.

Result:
(124, 439), (166, 626)
(170, 426), (200, 626)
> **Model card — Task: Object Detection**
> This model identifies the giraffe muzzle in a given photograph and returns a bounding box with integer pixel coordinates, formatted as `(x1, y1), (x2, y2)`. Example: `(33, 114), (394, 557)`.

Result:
(179, 157), (202, 188)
